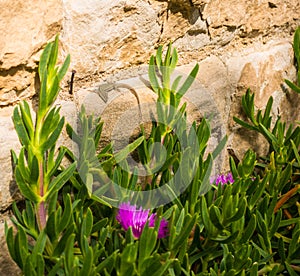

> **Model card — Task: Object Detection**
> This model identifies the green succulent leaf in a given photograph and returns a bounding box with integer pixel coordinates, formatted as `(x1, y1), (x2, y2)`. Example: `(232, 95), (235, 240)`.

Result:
(209, 205), (224, 230)
(15, 166), (39, 203)
(58, 53), (71, 82)
(38, 42), (52, 83)
(172, 214), (197, 250)
(41, 117), (65, 151)
(240, 214), (256, 243)
(149, 55), (160, 94)
(177, 63), (199, 97)
(139, 226), (157, 269)
(114, 136), (144, 163)
(80, 247), (94, 276)
(13, 106), (31, 147)
(46, 162), (76, 200)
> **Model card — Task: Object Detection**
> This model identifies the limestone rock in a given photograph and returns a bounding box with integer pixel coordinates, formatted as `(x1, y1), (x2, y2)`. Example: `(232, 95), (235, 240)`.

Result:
(61, 0), (162, 78)
(196, 55), (230, 122)
(203, 0), (300, 39)
(226, 41), (295, 160)
(0, 0), (63, 105)
(0, 106), (22, 211)
(77, 66), (226, 174)
(76, 76), (157, 148)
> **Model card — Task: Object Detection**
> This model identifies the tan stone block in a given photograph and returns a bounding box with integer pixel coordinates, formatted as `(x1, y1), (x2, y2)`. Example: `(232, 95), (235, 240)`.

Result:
(0, 0), (63, 105)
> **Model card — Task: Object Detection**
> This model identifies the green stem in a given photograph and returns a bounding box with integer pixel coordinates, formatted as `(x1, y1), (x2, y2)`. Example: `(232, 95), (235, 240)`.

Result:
(34, 104), (49, 231)
(34, 111), (45, 148)
(201, 257), (208, 272)
(37, 201), (46, 230)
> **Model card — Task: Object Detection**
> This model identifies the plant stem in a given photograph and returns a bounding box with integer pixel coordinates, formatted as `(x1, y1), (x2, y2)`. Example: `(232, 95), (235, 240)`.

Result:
(37, 160), (46, 230)
(37, 201), (46, 230)
(274, 184), (300, 213)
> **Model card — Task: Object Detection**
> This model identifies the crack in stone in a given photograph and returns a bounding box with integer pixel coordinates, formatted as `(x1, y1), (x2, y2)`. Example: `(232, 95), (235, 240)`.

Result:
(188, 0), (194, 7)
(197, 4), (211, 40)
(0, 64), (36, 77)
(156, 6), (168, 45)
(166, 0), (170, 21)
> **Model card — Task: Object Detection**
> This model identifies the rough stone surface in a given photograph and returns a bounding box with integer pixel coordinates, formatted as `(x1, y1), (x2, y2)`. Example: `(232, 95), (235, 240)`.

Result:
(225, 41), (295, 161)
(0, 0), (300, 273)
(0, 106), (22, 210)
(61, 0), (163, 78)
(76, 68), (225, 155)
(202, 0), (299, 39)
(0, 0), (63, 106)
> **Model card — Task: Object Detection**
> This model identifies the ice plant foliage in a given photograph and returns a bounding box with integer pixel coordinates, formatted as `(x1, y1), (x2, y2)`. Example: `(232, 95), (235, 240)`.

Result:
(210, 172), (234, 186)
(5, 29), (300, 275)
(116, 202), (168, 239)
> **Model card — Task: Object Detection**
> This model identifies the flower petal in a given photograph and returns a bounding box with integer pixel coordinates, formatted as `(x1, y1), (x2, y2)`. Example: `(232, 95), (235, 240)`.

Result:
(116, 202), (169, 239)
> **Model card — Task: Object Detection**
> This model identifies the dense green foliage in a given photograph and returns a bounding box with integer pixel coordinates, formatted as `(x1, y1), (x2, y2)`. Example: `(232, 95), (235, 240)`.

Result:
(5, 28), (300, 275)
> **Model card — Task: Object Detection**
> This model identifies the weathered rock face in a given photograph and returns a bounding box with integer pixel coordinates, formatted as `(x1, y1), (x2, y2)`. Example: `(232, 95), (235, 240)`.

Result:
(59, 0), (300, 77)
(0, 0), (299, 273)
(226, 41), (296, 160)
(0, 0), (63, 106)
(1, 0), (299, 103)
(0, 106), (22, 208)
(61, 0), (162, 78)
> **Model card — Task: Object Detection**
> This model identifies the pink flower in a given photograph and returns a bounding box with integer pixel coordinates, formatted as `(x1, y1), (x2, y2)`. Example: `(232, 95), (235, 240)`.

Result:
(116, 202), (168, 239)
(210, 172), (234, 186)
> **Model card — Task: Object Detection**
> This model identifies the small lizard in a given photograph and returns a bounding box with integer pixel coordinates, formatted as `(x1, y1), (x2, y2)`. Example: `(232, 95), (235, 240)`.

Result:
(96, 82), (142, 119)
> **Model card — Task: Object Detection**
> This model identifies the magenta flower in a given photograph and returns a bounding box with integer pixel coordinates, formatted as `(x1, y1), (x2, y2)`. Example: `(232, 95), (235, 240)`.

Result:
(210, 172), (234, 186)
(116, 202), (168, 239)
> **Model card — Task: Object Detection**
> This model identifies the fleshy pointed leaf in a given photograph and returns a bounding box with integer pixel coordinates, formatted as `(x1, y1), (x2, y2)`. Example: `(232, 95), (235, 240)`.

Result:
(41, 117), (65, 151)
(177, 63), (199, 96)
(13, 107), (30, 147)
(15, 166), (39, 203)
(46, 162), (76, 200)
(58, 54), (71, 81)
(149, 56), (160, 93)
(115, 136), (144, 163)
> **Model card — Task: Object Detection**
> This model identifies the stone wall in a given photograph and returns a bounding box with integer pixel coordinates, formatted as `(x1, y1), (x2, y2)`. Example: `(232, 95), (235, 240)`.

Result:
(0, 0), (299, 273)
